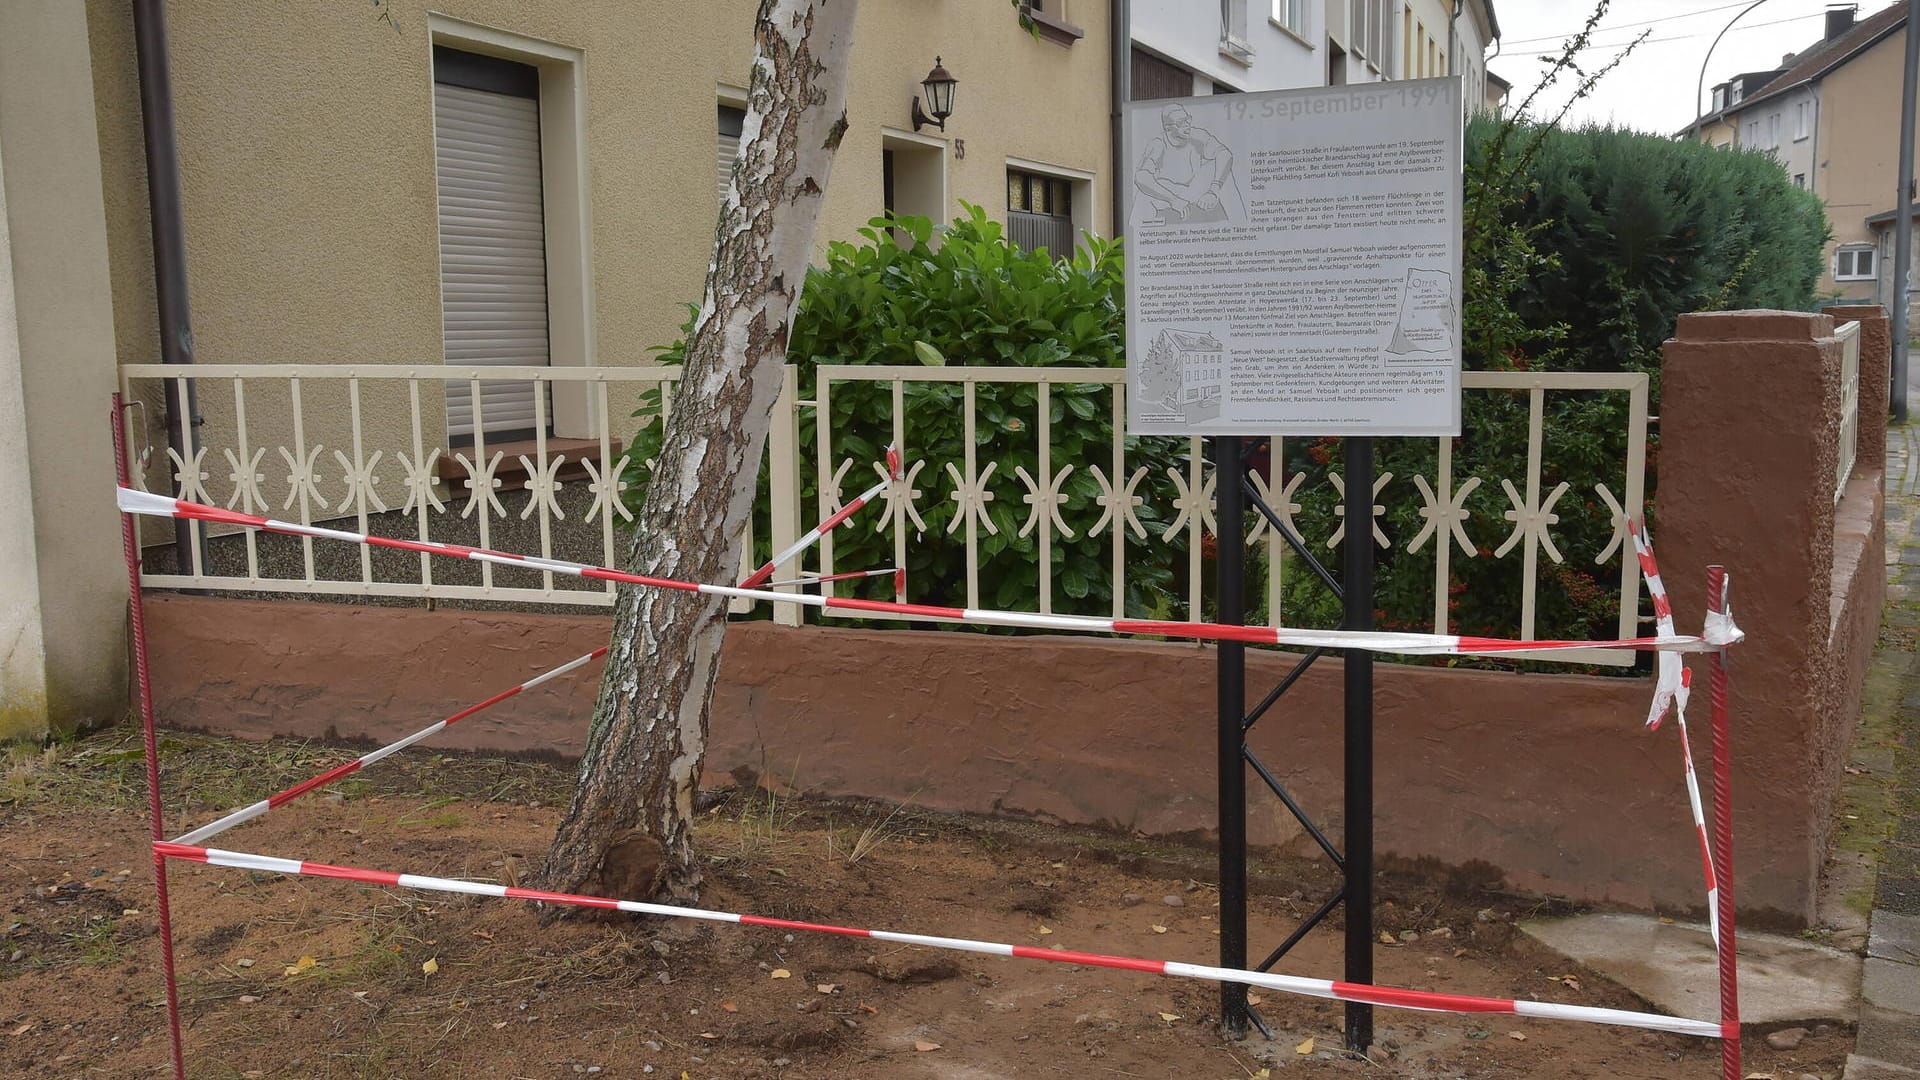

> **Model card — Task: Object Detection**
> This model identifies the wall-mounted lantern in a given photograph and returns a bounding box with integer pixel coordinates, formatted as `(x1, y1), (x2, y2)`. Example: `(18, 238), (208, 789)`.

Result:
(910, 57), (958, 132)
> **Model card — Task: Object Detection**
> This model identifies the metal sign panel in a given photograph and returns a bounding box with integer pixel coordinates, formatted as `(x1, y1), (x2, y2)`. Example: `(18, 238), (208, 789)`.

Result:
(1124, 79), (1463, 436)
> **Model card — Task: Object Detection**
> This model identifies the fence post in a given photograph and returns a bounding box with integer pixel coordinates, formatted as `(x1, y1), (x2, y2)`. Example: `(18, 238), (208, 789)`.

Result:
(1658, 310), (1838, 923)
(1825, 304), (1891, 464)
(769, 365), (803, 627)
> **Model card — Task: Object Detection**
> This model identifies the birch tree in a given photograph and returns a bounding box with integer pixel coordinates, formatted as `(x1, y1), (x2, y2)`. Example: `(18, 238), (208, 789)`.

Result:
(539, 0), (858, 903)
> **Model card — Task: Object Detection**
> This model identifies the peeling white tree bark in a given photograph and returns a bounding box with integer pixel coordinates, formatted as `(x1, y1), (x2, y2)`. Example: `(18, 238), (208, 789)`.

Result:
(539, 0), (859, 904)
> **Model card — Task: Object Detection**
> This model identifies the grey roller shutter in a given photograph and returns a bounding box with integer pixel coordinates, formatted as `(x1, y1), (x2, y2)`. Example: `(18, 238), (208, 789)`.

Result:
(434, 80), (550, 440)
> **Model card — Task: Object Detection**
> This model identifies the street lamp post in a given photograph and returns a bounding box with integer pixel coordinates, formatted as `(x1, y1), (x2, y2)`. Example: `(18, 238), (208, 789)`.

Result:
(1692, 0), (1776, 140)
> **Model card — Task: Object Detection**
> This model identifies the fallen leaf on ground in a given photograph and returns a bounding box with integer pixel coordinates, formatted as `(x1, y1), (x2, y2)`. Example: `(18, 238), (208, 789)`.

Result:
(1036, 926), (1053, 936)
(421, 957), (439, 976)
(1158, 1012), (1180, 1023)
(1378, 931), (1397, 945)
(770, 968), (791, 979)
(470, 930), (493, 942)
(1151, 924), (1168, 934)
(491, 1021), (508, 1029)
(720, 1001), (738, 1013)
(8, 1022), (32, 1037)
(234, 958), (255, 969)
(1246, 994), (1263, 1005)
(1508, 1032), (1527, 1041)
(816, 984), (836, 994)
(1554, 974), (1581, 990)
(283, 955), (317, 977)
(1742, 1073), (1777, 1080)
(857, 1002), (877, 1014)
(914, 1040), (941, 1052)
(698, 1032), (719, 1040)
(1295, 1037), (1315, 1055)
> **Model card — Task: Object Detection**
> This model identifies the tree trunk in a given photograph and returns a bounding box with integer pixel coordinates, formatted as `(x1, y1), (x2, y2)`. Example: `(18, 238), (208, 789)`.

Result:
(538, 0), (858, 906)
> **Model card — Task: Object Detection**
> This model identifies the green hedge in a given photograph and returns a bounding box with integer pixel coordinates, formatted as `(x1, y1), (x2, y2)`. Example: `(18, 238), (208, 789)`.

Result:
(628, 206), (1188, 619)
(631, 120), (1830, 645)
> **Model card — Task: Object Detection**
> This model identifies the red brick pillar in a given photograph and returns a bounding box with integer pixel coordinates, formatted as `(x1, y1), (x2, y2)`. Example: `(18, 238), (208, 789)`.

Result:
(1826, 303), (1891, 466)
(1659, 310), (1841, 924)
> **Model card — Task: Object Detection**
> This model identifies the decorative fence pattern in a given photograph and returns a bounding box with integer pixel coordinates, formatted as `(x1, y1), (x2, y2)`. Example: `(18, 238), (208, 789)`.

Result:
(1835, 318), (1861, 504)
(123, 361), (1653, 663)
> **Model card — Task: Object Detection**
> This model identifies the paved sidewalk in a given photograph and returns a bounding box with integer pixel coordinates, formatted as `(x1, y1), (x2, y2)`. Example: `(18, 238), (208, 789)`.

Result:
(1844, 427), (1920, 1078)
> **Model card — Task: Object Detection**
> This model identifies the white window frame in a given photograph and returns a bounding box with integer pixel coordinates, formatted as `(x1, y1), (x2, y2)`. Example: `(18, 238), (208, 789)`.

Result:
(1835, 245), (1877, 282)
(1270, 0), (1309, 41)
(1220, 0), (1253, 64)
(1794, 100), (1810, 141)
(1768, 112), (1780, 149)
(1004, 155), (1098, 248)
(426, 15), (596, 439)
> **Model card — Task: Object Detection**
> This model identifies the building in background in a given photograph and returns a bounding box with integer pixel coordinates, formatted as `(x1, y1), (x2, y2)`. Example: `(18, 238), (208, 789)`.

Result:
(1681, 3), (1916, 301)
(1127, 0), (1497, 99)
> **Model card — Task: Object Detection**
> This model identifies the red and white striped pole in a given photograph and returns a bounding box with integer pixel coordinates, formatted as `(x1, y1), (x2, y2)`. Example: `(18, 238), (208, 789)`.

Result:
(153, 840), (1725, 1040)
(112, 396), (186, 1080)
(1705, 565), (1741, 1079)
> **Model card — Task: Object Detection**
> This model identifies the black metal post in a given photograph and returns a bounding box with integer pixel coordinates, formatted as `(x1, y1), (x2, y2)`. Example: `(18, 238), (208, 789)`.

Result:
(1342, 436), (1375, 1053)
(1214, 435), (1249, 1037)
(1213, 432), (1244, 1030)
(134, 0), (204, 573)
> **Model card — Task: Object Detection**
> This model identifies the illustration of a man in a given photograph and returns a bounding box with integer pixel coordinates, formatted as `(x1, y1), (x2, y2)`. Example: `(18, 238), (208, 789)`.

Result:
(1134, 104), (1243, 225)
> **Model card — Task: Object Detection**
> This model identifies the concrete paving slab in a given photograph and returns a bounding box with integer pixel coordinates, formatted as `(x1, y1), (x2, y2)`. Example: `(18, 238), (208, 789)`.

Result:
(1846, 1054), (1920, 1079)
(1519, 912), (1860, 1025)
(1853, 1004), (1920, 1071)
(1868, 911), (1920, 964)
(1863, 957), (1920, 1013)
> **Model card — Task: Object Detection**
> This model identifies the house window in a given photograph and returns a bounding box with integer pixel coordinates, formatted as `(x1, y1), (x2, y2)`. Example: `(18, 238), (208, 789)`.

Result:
(1273, 0), (1307, 36)
(717, 104), (745, 203)
(1746, 119), (1759, 145)
(1220, 0), (1252, 62)
(1008, 167), (1076, 257)
(1768, 112), (1780, 148)
(432, 46), (551, 443)
(1835, 245), (1877, 281)
(1795, 100), (1809, 140)
(1794, 172), (1806, 189)
(1349, 0), (1388, 70)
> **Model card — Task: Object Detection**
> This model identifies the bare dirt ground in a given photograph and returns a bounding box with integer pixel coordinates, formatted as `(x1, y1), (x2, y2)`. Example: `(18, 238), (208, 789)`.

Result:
(1, 727), (1850, 1079)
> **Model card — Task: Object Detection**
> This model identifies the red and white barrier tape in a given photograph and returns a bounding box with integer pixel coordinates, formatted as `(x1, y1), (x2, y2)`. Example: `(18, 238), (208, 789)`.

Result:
(115, 488), (1734, 658)
(760, 567), (900, 589)
(1632, 520), (1724, 950)
(171, 647), (609, 846)
(154, 840), (1721, 1039)
(739, 447), (901, 589)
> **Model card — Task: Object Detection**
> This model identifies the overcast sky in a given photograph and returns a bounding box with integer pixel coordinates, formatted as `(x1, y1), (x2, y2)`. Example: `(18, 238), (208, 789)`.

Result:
(1491, 0), (1903, 135)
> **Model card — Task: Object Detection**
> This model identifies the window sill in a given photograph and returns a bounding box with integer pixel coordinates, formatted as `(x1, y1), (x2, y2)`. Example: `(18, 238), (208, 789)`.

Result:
(1022, 5), (1083, 47)
(1834, 276), (1876, 283)
(437, 436), (626, 485)
(1269, 18), (1315, 49)
(1219, 37), (1255, 66)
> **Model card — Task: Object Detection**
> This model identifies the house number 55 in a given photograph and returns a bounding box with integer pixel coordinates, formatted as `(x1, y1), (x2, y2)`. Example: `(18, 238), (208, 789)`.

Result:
(953, 139), (966, 160)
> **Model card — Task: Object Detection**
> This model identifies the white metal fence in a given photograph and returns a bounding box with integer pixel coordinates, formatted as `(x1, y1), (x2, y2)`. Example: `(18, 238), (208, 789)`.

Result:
(1835, 319), (1862, 504)
(122, 362), (1650, 663)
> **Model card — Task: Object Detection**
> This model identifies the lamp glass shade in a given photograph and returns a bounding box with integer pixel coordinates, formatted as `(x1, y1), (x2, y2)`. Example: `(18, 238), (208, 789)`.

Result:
(922, 58), (957, 122)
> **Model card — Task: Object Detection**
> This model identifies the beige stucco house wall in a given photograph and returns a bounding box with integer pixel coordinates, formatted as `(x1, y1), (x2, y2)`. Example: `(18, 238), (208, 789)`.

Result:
(1816, 21), (1918, 302)
(84, 0), (1112, 447)
(0, 1), (130, 740)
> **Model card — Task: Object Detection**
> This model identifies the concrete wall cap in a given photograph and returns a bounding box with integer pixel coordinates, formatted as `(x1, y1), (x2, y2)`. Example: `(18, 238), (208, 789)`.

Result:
(1825, 303), (1889, 321)
(1673, 310), (1836, 342)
